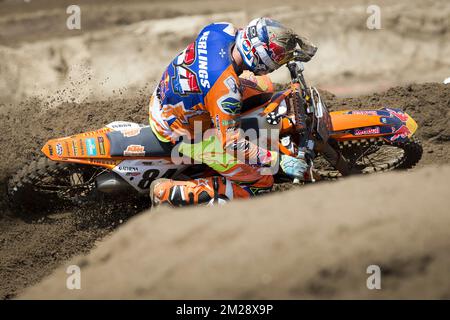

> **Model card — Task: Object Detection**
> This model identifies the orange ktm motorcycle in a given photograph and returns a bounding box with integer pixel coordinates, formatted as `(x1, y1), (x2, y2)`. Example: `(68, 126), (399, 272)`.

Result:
(7, 54), (422, 211)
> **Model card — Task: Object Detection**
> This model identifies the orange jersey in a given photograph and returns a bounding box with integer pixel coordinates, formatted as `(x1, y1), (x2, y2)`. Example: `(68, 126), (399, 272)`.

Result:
(149, 22), (275, 166)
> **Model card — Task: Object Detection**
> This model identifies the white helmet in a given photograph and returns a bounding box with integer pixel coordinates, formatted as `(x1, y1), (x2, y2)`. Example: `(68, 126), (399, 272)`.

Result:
(236, 17), (317, 75)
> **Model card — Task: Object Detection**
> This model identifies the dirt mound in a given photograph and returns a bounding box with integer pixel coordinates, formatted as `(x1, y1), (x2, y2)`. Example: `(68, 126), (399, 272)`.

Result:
(0, 213), (107, 300)
(0, 81), (448, 299)
(1, 0), (449, 103)
(19, 166), (450, 299)
(0, 94), (148, 299)
(0, 95), (145, 183)
(1, 0), (448, 301)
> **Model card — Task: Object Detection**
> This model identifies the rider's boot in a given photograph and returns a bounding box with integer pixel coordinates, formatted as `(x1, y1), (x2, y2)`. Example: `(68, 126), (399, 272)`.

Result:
(150, 176), (256, 208)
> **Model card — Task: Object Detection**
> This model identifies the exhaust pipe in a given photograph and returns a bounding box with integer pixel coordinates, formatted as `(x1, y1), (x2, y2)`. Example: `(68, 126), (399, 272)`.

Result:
(95, 172), (134, 193)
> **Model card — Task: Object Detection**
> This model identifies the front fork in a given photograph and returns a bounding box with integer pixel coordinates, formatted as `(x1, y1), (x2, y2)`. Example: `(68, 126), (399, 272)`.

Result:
(314, 140), (351, 176)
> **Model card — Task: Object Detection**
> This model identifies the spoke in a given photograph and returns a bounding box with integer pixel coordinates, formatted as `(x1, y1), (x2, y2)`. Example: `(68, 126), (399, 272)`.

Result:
(33, 168), (102, 199)
(316, 142), (406, 179)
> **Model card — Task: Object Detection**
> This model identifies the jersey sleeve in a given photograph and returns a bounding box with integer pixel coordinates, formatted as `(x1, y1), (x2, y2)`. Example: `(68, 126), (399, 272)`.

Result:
(204, 65), (276, 166)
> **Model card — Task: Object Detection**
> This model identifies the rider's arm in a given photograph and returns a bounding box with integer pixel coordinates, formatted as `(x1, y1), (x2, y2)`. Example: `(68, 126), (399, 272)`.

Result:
(204, 66), (277, 167)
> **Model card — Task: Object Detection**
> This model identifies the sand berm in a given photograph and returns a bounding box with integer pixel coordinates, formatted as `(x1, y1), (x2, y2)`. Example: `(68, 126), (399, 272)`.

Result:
(20, 166), (450, 299)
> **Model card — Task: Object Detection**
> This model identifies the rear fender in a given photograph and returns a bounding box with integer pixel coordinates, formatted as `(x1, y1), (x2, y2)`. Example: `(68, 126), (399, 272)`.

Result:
(41, 127), (121, 169)
(41, 122), (175, 169)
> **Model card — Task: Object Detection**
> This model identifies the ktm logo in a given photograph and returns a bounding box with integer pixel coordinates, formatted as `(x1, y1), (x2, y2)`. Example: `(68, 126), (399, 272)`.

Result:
(124, 145), (145, 156)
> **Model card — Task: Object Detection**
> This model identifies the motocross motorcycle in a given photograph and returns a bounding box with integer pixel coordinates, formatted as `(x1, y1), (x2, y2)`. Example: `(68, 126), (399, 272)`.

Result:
(7, 53), (422, 212)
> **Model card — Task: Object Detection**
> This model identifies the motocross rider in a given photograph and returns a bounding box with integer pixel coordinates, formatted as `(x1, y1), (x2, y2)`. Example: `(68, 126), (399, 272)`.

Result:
(149, 17), (317, 207)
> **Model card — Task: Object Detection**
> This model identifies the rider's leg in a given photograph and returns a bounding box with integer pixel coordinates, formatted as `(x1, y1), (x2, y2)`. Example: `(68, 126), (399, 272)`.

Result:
(150, 136), (274, 207)
(150, 171), (273, 207)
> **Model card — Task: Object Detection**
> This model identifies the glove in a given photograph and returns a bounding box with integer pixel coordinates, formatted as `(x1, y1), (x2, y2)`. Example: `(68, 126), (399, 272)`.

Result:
(280, 154), (309, 180)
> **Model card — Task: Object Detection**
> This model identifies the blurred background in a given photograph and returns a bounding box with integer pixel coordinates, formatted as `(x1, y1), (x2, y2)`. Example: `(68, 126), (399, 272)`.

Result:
(1, 0), (449, 104)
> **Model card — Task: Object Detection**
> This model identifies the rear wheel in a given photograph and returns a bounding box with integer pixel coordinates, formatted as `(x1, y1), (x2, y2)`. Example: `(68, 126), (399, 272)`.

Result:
(315, 137), (423, 179)
(7, 157), (103, 214)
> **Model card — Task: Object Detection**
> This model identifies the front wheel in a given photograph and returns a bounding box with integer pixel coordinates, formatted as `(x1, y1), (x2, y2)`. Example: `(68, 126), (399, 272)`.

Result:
(315, 137), (423, 179)
(7, 157), (103, 214)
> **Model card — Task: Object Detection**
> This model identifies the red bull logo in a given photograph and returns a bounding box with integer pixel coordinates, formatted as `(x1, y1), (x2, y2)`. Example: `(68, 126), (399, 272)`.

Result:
(268, 34), (286, 64)
(387, 108), (409, 122)
(391, 125), (411, 141)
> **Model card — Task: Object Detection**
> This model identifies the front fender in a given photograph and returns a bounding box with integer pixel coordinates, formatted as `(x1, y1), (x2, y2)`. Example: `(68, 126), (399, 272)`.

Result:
(330, 108), (418, 142)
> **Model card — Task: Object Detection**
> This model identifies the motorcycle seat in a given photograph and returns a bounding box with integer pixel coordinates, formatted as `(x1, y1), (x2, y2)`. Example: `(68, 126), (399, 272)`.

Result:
(106, 126), (173, 157)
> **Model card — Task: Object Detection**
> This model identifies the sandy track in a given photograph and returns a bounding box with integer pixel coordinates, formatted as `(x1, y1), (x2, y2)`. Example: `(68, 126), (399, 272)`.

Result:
(20, 166), (450, 299)
(1, 82), (448, 299)
(1, 0), (449, 300)
(0, 213), (106, 299)
(1, 0), (449, 103)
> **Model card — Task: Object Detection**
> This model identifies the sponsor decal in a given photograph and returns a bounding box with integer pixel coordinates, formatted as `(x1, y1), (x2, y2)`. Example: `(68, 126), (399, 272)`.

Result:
(218, 77), (242, 115)
(226, 76), (239, 94)
(348, 110), (378, 116)
(197, 31), (210, 89)
(118, 166), (139, 172)
(110, 123), (134, 129)
(390, 125), (411, 141)
(247, 186), (271, 196)
(141, 160), (171, 166)
(268, 33), (287, 65)
(89, 159), (121, 166)
(380, 117), (388, 124)
(81, 128), (109, 136)
(354, 127), (380, 136)
(215, 115), (221, 132)
(97, 136), (106, 155)
(241, 38), (253, 59)
(220, 97), (241, 115)
(48, 144), (54, 156)
(117, 166), (141, 177)
(124, 145), (145, 156)
(85, 138), (97, 156)
(126, 172), (141, 177)
(121, 128), (141, 138)
(158, 70), (170, 101)
(79, 139), (85, 155)
(56, 143), (63, 156)
(71, 141), (78, 156)
(226, 125), (239, 132)
(172, 42), (201, 95)
(387, 108), (409, 122)
(65, 141), (71, 156)
(249, 26), (257, 38)
(222, 119), (239, 126)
